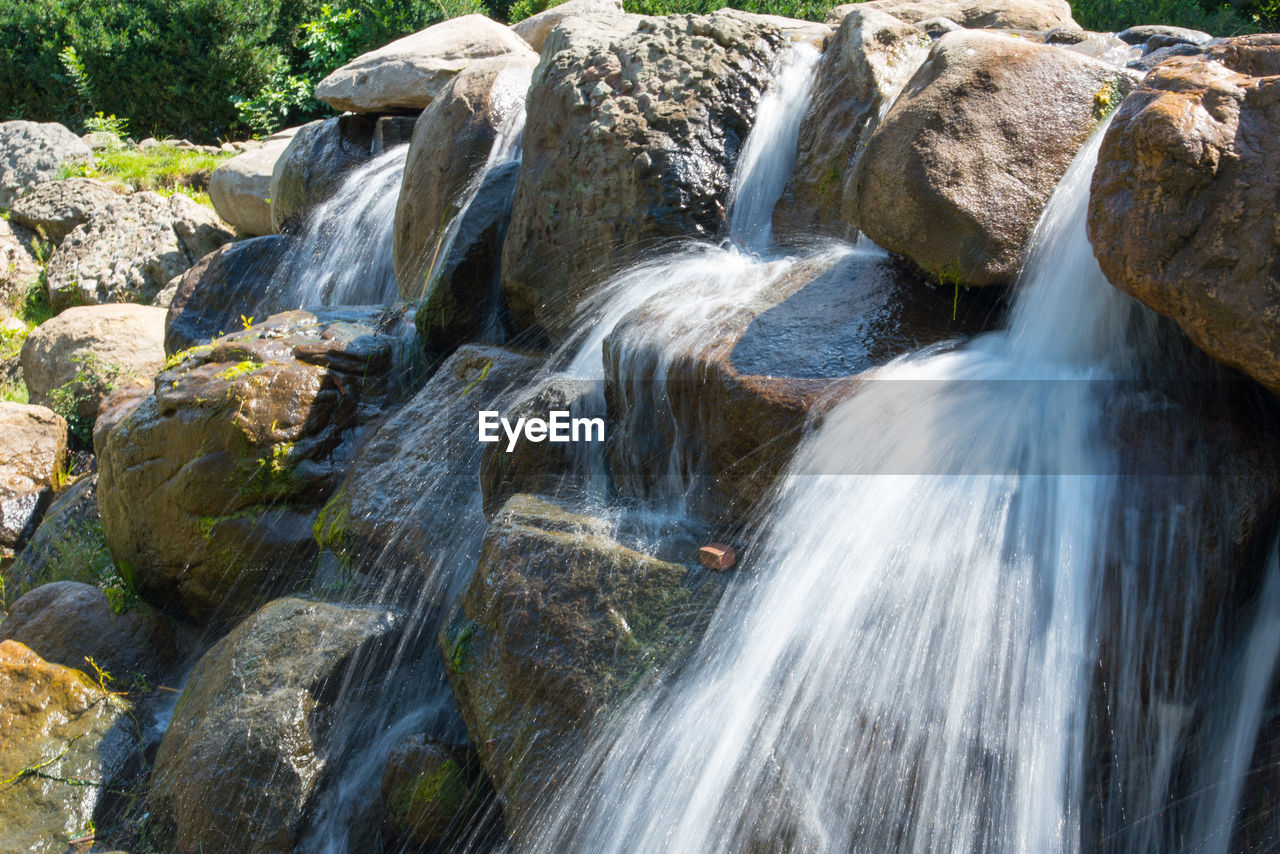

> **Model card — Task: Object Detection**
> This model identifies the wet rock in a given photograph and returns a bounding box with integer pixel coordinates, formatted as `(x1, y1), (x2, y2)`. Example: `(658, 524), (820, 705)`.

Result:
(1116, 23), (1211, 47)
(381, 735), (488, 849)
(96, 308), (413, 625)
(44, 191), (234, 312)
(393, 54), (537, 323)
(0, 403), (68, 550)
(1124, 41), (1202, 71)
(512, 0), (626, 51)
(209, 127), (301, 236)
(0, 639), (138, 854)
(0, 121), (92, 208)
(10, 177), (118, 245)
(147, 597), (402, 854)
(826, 0), (1077, 29)
(441, 494), (721, 830)
(164, 235), (293, 354)
(317, 344), (541, 578)
(773, 8), (931, 242)
(20, 304), (168, 423)
(1088, 36), (1280, 395)
(1, 581), (195, 683)
(502, 10), (792, 340)
(852, 30), (1138, 286)
(269, 115), (376, 233)
(5, 475), (110, 600)
(373, 116), (418, 153)
(316, 15), (534, 114)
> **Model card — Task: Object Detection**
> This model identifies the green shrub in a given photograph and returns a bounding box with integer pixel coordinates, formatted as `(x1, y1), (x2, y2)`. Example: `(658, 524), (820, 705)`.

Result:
(1070, 0), (1254, 34)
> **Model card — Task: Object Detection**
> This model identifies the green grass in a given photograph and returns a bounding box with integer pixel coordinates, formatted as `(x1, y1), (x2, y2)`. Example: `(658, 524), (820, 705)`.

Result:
(58, 144), (233, 207)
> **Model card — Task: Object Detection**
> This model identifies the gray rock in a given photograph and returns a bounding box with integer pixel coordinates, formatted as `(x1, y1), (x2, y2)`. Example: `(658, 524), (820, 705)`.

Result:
(10, 177), (119, 245)
(918, 15), (964, 35)
(44, 191), (234, 311)
(269, 116), (376, 233)
(827, 0), (1078, 29)
(0, 121), (92, 208)
(511, 0), (627, 51)
(1116, 23), (1211, 46)
(0, 402), (67, 549)
(0, 218), (42, 300)
(209, 127), (300, 236)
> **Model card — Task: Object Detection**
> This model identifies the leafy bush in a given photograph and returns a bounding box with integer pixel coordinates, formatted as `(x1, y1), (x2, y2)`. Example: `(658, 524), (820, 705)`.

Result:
(1070, 0), (1254, 34)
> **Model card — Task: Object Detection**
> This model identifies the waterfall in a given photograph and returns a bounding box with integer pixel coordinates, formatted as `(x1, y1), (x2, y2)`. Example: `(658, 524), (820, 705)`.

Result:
(271, 144), (408, 307)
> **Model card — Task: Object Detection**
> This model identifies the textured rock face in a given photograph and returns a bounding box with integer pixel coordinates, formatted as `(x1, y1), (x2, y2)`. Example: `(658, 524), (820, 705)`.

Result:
(511, 0), (626, 51)
(0, 121), (93, 208)
(442, 494), (721, 831)
(772, 8), (930, 241)
(44, 191), (234, 311)
(1, 581), (194, 682)
(10, 177), (118, 245)
(0, 403), (68, 550)
(394, 54), (536, 307)
(827, 0), (1077, 29)
(317, 344), (541, 576)
(380, 735), (486, 848)
(5, 475), (109, 599)
(316, 14), (534, 113)
(209, 128), (300, 236)
(502, 10), (791, 340)
(20, 303), (168, 421)
(852, 30), (1137, 286)
(0, 639), (138, 854)
(1089, 36), (1280, 394)
(96, 308), (412, 625)
(148, 598), (401, 854)
(269, 115), (376, 233)
(164, 235), (292, 354)
(0, 217), (42, 299)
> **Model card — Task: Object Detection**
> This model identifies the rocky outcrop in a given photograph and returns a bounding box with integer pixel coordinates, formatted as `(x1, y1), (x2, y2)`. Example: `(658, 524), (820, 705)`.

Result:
(316, 345), (541, 576)
(442, 494), (722, 830)
(380, 735), (488, 849)
(1, 581), (195, 683)
(772, 8), (930, 241)
(512, 0), (626, 51)
(0, 403), (67, 551)
(20, 304), (168, 421)
(0, 218), (42, 299)
(316, 14), (534, 113)
(269, 116), (376, 233)
(4, 475), (110, 600)
(164, 235), (292, 354)
(502, 10), (792, 340)
(209, 127), (300, 236)
(44, 191), (233, 311)
(394, 55), (536, 351)
(1116, 24), (1211, 48)
(827, 0), (1077, 29)
(96, 308), (413, 625)
(851, 30), (1138, 286)
(0, 121), (92, 208)
(10, 177), (118, 245)
(1088, 36), (1280, 394)
(0, 639), (138, 854)
(148, 597), (402, 854)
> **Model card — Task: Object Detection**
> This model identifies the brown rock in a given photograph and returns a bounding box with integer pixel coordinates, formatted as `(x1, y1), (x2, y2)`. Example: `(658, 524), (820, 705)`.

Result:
(380, 735), (487, 848)
(1088, 36), (1280, 394)
(0, 402), (67, 549)
(269, 115), (376, 233)
(826, 0), (1078, 29)
(851, 29), (1138, 285)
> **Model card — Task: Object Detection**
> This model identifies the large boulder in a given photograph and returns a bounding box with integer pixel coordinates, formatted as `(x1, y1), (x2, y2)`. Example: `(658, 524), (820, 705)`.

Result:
(502, 10), (794, 340)
(1088, 36), (1280, 395)
(4, 475), (113, 600)
(316, 14), (534, 114)
(0, 639), (138, 854)
(209, 127), (300, 236)
(164, 235), (293, 354)
(20, 303), (168, 422)
(269, 115), (376, 233)
(0, 403), (67, 551)
(147, 597), (402, 854)
(44, 191), (234, 312)
(380, 734), (489, 849)
(316, 344), (541, 578)
(394, 54), (536, 304)
(512, 0), (626, 51)
(851, 30), (1138, 286)
(441, 494), (722, 831)
(10, 177), (118, 245)
(1, 581), (195, 683)
(0, 121), (92, 208)
(96, 308), (413, 625)
(0, 217), (42, 301)
(772, 8), (931, 241)
(827, 0), (1077, 29)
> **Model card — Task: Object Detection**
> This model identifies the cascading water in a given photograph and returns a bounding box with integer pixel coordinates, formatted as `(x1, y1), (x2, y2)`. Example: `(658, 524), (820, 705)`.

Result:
(271, 144), (408, 307)
(521, 116), (1280, 854)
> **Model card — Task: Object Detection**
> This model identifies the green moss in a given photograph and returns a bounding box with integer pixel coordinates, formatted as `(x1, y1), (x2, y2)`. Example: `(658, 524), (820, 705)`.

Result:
(216, 358), (264, 381)
(313, 487), (351, 554)
(446, 620), (476, 676)
(164, 343), (214, 371)
(816, 163), (841, 193)
(1094, 80), (1121, 120)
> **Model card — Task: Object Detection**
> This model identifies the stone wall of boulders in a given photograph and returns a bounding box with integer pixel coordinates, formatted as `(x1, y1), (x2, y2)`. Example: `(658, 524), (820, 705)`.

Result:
(2, 3), (1280, 852)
